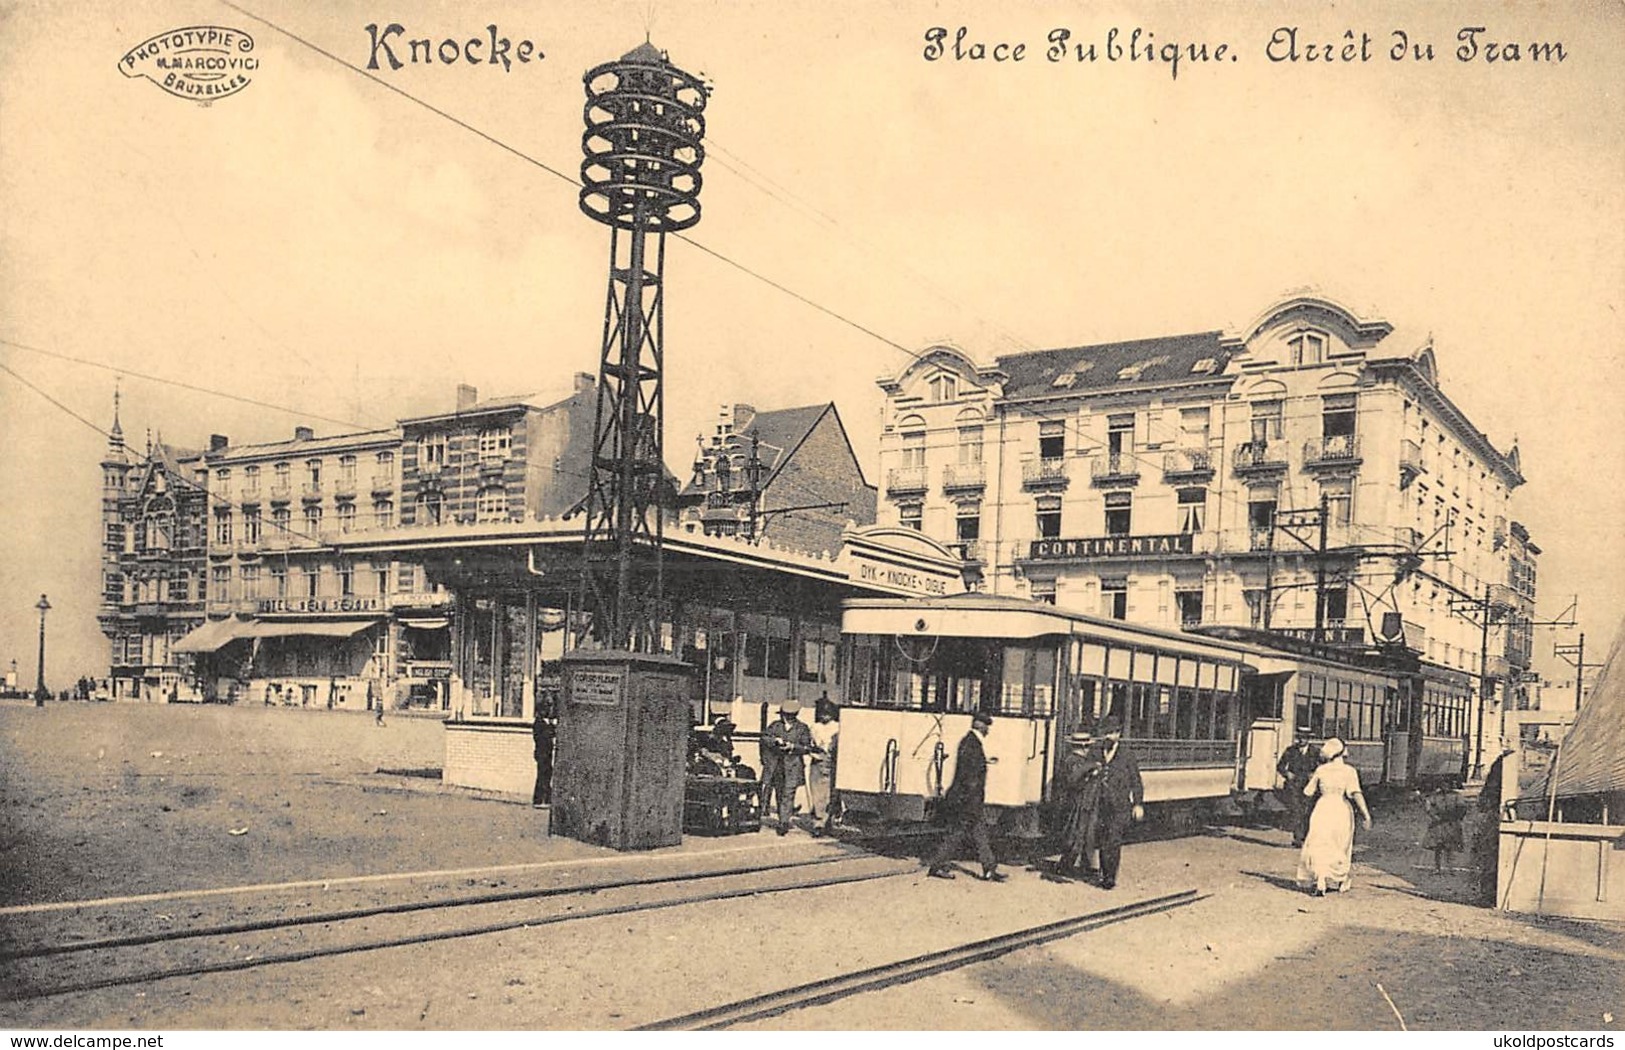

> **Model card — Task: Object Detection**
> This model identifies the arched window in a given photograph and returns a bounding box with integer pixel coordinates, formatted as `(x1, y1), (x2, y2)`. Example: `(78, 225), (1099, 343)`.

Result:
(144, 497), (175, 551)
(416, 491), (443, 527)
(928, 374), (958, 402)
(898, 415), (926, 469)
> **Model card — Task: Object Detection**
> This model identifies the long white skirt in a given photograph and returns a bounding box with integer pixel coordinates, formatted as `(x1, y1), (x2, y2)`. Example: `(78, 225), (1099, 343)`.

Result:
(1296, 793), (1355, 890)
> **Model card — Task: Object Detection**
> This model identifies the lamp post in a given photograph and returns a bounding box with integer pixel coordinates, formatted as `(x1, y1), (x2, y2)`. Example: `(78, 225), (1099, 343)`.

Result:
(34, 593), (51, 704)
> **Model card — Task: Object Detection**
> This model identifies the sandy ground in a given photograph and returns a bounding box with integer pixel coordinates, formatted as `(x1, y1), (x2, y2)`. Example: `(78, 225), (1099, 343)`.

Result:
(1, 700), (1620, 1031)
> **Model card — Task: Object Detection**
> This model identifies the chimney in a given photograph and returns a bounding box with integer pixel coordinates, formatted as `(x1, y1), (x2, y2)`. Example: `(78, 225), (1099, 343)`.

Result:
(209, 434), (229, 452)
(293, 426), (314, 441)
(574, 372), (594, 393)
(456, 383), (478, 411)
(732, 403), (755, 429)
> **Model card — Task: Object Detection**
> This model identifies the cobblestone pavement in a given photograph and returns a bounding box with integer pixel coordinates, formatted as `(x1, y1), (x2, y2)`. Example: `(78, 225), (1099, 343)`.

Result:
(2, 701), (1620, 1031)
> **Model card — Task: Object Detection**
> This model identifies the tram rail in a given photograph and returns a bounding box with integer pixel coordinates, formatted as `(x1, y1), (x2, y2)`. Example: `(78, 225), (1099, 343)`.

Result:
(0, 851), (917, 1004)
(637, 888), (1203, 1030)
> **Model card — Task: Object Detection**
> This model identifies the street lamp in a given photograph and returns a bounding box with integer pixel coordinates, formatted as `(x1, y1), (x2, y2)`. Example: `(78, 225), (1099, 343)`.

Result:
(34, 593), (51, 703)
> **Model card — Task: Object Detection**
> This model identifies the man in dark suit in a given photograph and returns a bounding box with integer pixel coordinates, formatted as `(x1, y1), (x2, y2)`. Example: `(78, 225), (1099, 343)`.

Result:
(759, 701), (817, 835)
(531, 709), (555, 808)
(925, 712), (1005, 882)
(1093, 717), (1144, 890)
(1276, 729), (1320, 847)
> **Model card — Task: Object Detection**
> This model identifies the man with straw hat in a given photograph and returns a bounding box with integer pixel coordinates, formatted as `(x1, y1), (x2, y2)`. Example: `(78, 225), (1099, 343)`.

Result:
(1056, 728), (1103, 878)
(760, 700), (816, 836)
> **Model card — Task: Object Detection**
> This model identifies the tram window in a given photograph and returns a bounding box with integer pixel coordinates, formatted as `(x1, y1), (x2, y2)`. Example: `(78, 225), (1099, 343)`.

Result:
(1130, 683), (1156, 738)
(1076, 679), (1099, 722)
(1080, 644), (1106, 677)
(1188, 686), (1210, 738)
(743, 633), (768, 677)
(766, 636), (791, 680)
(1155, 655), (1178, 687)
(1175, 685), (1197, 739)
(1211, 690), (1231, 739)
(1107, 647), (1131, 681)
(1107, 681), (1130, 724)
(1177, 658), (1198, 689)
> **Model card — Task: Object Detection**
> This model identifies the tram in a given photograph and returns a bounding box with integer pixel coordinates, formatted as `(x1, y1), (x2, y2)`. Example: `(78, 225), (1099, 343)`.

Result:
(833, 594), (1470, 836)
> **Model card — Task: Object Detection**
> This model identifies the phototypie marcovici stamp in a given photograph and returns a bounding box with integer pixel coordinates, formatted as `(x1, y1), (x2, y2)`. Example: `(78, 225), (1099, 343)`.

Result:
(120, 25), (258, 102)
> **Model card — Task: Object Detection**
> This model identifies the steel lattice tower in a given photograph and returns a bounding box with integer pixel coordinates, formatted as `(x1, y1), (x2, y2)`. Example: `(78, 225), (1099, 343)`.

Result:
(578, 42), (707, 650)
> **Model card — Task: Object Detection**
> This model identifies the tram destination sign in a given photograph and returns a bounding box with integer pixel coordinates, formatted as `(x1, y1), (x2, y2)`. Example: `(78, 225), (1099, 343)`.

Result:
(1029, 534), (1194, 561)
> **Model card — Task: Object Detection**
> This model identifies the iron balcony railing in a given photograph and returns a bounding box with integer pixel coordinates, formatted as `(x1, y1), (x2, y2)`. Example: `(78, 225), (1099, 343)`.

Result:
(1161, 448), (1214, 481)
(1303, 434), (1361, 468)
(885, 465), (929, 495)
(1021, 458), (1070, 488)
(941, 462), (986, 492)
(1233, 442), (1289, 473)
(1090, 454), (1140, 485)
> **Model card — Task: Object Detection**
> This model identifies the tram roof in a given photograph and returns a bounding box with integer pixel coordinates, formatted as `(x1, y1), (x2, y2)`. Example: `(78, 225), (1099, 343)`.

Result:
(841, 593), (1266, 665)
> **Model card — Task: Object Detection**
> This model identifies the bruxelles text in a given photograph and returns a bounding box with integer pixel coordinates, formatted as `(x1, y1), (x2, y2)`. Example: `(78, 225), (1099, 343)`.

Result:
(922, 26), (1566, 79)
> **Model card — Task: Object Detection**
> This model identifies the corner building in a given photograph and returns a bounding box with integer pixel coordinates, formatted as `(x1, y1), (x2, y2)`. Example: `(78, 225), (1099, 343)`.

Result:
(875, 294), (1532, 755)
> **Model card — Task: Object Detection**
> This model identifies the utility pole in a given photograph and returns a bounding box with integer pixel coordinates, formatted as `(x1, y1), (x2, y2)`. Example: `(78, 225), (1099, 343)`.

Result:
(1270, 500), (1334, 640)
(1314, 492), (1329, 642)
(34, 593), (51, 704)
(1555, 632), (1602, 712)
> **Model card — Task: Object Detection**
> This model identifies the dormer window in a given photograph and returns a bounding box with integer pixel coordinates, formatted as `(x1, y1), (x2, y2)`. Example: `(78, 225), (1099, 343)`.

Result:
(1051, 372), (1077, 389)
(929, 374), (958, 402)
(1287, 331), (1327, 366)
(1190, 357), (1217, 375)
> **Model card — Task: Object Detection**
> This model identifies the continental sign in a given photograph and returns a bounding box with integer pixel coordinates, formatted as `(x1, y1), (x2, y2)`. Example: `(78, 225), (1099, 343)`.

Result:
(1029, 534), (1194, 561)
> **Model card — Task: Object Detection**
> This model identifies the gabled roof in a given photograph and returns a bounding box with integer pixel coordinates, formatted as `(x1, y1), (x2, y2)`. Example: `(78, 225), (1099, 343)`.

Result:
(995, 331), (1233, 400)
(681, 402), (849, 498)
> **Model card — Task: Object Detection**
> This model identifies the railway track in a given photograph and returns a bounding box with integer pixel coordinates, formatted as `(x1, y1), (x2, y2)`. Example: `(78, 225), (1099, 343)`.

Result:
(637, 888), (1204, 1030)
(0, 850), (917, 1004)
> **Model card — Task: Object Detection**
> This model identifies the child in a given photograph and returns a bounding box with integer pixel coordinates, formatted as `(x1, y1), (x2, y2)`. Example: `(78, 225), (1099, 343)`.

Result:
(1422, 786), (1467, 872)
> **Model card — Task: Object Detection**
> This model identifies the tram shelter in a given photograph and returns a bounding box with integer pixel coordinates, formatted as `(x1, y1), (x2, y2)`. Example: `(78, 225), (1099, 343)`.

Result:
(338, 520), (963, 796)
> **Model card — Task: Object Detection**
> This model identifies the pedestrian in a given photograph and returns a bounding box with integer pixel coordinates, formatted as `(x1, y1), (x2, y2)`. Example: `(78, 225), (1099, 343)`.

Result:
(807, 700), (839, 834)
(1472, 748), (1513, 906)
(1421, 785), (1468, 873)
(759, 700), (815, 835)
(532, 708), (555, 808)
(1296, 737), (1373, 896)
(924, 711), (1005, 882)
(1276, 728), (1321, 847)
(1055, 730), (1103, 878)
(1094, 717), (1144, 890)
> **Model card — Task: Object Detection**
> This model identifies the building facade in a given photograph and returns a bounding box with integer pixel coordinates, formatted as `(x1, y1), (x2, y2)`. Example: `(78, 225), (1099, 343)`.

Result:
(678, 402), (879, 554)
(96, 407), (211, 702)
(874, 293), (1532, 758)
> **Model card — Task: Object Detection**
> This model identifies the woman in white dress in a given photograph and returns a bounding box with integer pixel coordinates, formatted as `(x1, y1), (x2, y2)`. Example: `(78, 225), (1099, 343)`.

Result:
(1296, 737), (1373, 895)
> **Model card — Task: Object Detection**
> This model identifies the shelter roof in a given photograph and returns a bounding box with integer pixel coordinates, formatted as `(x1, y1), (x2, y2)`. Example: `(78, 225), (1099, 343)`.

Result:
(1551, 615), (1625, 800)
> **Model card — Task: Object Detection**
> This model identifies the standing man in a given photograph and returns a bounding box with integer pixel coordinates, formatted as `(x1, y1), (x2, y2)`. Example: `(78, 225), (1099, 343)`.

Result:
(532, 707), (555, 809)
(1056, 730), (1103, 878)
(1094, 717), (1144, 890)
(1277, 728), (1320, 847)
(925, 712), (1005, 882)
(760, 700), (815, 835)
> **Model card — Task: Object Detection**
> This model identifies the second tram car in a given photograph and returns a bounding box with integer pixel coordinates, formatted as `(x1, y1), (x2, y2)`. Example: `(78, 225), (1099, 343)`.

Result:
(834, 594), (1472, 835)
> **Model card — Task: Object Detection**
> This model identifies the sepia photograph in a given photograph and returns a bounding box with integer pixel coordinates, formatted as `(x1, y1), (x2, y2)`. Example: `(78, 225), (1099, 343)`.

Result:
(1, 0), (1622, 1036)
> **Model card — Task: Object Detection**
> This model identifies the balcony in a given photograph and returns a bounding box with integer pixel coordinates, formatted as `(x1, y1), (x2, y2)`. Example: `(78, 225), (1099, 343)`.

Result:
(1161, 448), (1215, 484)
(301, 483), (323, 503)
(268, 483), (292, 504)
(1249, 526), (1274, 551)
(950, 539), (985, 564)
(941, 462), (986, 494)
(1302, 435), (1361, 471)
(1399, 439), (1425, 489)
(885, 465), (929, 497)
(1089, 454), (1140, 487)
(334, 476), (358, 499)
(1233, 442), (1289, 477)
(1021, 458), (1070, 491)
(370, 475), (395, 496)
(238, 489), (262, 506)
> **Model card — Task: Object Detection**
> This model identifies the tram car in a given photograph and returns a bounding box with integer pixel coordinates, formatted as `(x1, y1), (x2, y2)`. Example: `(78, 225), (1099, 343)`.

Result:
(834, 594), (1470, 836)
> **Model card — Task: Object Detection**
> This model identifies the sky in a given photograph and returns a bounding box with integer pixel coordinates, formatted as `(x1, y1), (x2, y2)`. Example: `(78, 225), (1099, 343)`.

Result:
(1, 0), (1621, 689)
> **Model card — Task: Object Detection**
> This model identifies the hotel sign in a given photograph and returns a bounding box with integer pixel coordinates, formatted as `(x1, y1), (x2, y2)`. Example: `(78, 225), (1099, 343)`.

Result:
(1029, 534), (1194, 561)
(257, 596), (384, 614)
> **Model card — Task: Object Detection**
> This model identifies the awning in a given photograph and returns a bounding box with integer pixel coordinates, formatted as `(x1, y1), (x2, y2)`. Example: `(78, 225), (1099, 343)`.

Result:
(249, 620), (382, 640)
(173, 619), (253, 653)
(400, 617), (450, 631)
